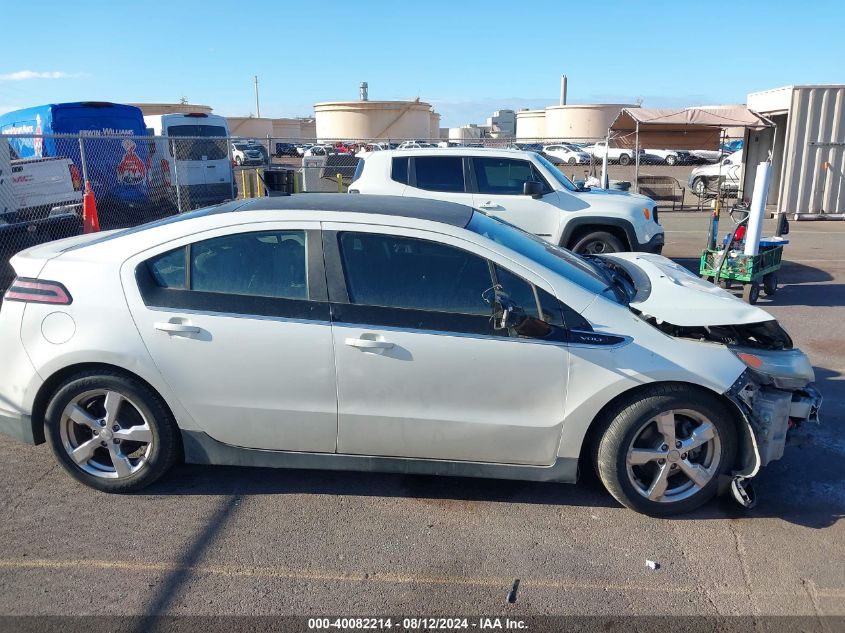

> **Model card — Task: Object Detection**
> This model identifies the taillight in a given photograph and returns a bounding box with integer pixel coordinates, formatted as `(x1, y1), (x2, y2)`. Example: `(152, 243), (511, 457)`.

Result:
(4, 278), (72, 305)
(69, 164), (82, 191)
(160, 159), (171, 187)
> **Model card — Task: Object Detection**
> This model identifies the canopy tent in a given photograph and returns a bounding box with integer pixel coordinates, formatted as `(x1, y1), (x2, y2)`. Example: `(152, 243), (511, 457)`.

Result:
(609, 107), (773, 150)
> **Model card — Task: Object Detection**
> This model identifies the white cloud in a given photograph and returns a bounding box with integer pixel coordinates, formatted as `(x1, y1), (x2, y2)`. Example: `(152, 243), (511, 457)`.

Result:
(0, 70), (85, 81)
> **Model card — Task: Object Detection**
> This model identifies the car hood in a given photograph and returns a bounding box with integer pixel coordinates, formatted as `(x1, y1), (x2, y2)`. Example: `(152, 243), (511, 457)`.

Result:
(575, 188), (653, 205)
(602, 252), (773, 326)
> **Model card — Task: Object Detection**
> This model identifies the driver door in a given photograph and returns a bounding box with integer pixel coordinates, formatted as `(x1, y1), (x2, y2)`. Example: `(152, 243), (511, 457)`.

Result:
(325, 224), (569, 466)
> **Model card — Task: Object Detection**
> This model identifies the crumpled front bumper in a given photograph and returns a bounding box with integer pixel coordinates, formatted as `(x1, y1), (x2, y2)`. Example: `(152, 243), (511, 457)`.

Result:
(725, 369), (822, 480)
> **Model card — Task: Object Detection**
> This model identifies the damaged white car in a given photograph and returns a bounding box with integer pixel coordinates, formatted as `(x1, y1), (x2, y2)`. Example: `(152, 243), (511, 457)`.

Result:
(0, 195), (821, 515)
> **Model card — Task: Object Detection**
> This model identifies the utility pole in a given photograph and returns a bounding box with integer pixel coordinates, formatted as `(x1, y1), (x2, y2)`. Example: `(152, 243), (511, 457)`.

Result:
(254, 75), (261, 118)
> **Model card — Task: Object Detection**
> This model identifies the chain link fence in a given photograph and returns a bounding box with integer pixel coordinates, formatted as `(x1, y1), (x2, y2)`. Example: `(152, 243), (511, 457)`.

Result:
(0, 132), (744, 292)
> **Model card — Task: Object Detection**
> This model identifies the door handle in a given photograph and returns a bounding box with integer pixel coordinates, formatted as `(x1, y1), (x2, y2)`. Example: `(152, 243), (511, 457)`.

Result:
(344, 337), (394, 350)
(155, 322), (200, 334)
(478, 201), (502, 210)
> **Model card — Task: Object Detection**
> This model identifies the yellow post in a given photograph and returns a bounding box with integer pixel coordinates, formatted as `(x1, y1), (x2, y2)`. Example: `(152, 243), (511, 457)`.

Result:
(336, 173), (343, 193)
(240, 169), (247, 199)
(255, 169), (263, 197)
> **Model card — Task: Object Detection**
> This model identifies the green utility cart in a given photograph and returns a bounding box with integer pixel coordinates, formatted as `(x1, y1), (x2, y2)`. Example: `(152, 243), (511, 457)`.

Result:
(700, 239), (787, 304)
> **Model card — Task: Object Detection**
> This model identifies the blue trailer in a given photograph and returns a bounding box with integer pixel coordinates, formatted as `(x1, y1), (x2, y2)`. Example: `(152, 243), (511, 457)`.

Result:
(0, 102), (153, 224)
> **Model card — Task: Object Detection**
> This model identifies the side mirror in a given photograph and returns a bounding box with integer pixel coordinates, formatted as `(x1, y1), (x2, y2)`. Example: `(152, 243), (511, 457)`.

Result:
(523, 180), (544, 198)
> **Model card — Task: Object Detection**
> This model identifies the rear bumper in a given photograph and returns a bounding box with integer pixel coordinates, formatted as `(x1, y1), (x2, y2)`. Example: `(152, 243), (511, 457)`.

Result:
(0, 408), (35, 445)
(636, 231), (665, 254)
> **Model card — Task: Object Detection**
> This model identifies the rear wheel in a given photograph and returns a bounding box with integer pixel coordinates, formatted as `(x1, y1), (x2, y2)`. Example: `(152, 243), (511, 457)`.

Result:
(568, 157), (577, 165)
(593, 385), (737, 516)
(571, 231), (625, 255)
(763, 273), (778, 296)
(45, 371), (179, 493)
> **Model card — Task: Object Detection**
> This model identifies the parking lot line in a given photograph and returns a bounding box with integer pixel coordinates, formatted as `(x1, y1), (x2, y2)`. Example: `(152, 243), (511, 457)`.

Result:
(0, 558), (842, 599)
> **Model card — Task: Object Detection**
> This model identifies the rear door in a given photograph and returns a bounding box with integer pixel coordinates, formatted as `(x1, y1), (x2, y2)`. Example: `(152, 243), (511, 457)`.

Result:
(122, 221), (338, 452)
(401, 155), (474, 206)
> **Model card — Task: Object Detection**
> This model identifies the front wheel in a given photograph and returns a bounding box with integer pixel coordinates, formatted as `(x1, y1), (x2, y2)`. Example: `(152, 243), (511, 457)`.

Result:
(665, 155), (678, 166)
(571, 231), (625, 255)
(593, 385), (737, 516)
(45, 371), (179, 493)
(618, 153), (632, 166)
(692, 177), (707, 196)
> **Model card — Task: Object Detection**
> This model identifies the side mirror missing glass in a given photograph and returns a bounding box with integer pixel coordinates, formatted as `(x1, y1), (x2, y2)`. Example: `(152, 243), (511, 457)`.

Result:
(523, 180), (543, 198)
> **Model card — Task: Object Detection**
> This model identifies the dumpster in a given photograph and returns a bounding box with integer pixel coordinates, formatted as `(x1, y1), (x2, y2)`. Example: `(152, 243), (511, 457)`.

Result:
(263, 168), (295, 196)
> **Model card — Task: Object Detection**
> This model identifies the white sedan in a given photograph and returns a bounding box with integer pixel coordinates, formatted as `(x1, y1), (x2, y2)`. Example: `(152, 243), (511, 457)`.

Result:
(0, 195), (820, 515)
(542, 144), (591, 165)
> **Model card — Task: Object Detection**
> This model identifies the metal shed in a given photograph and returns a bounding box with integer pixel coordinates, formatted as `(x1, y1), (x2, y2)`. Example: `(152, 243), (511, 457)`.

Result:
(746, 85), (845, 217)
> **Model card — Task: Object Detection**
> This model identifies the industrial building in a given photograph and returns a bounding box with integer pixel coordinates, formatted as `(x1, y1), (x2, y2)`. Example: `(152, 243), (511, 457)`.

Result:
(745, 85), (845, 217)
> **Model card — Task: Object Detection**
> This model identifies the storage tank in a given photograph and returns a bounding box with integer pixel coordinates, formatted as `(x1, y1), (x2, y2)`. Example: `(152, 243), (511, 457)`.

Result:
(299, 118), (316, 140)
(449, 125), (482, 142)
(226, 117), (273, 139)
(272, 118), (302, 139)
(429, 112), (441, 141)
(515, 109), (546, 140)
(314, 100), (434, 140)
(544, 104), (635, 141)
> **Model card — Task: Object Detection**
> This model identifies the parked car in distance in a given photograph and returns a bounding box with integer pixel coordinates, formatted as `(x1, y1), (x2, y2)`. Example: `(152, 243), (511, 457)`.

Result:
(397, 141), (438, 149)
(688, 150), (743, 196)
(582, 141), (636, 165)
(231, 141), (266, 166)
(0, 194), (820, 515)
(542, 144), (591, 165)
(274, 142), (298, 158)
(351, 148), (664, 255)
(0, 149), (84, 291)
(642, 149), (692, 166)
(303, 144), (338, 157)
(295, 143), (314, 156)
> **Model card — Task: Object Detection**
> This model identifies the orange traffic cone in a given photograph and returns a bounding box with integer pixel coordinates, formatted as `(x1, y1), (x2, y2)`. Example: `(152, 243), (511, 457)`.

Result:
(82, 181), (100, 234)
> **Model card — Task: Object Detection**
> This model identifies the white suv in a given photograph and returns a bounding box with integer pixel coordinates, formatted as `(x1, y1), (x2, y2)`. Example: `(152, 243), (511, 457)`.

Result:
(350, 148), (664, 255)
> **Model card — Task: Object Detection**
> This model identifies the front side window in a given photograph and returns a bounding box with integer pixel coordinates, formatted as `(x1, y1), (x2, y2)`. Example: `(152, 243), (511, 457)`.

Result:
(413, 156), (465, 193)
(473, 157), (548, 195)
(494, 265), (540, 320)
(146, 230), (307, 300)
(338, 232), (491, 315)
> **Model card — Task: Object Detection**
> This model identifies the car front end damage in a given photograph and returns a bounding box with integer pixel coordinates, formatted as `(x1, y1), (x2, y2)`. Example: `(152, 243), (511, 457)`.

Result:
(723, 348), (822, 506)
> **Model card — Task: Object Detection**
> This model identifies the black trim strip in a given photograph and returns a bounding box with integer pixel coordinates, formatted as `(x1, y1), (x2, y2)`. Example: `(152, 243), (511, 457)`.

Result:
(331, 302), (502, 338)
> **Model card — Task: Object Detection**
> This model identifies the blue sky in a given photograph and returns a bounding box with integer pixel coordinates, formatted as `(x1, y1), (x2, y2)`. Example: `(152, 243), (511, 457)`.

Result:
(1, 0), (842, 127)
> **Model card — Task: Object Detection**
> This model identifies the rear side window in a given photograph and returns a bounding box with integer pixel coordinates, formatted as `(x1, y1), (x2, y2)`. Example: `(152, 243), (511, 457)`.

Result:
(145, 230), (307, 300)
(338, 232), (492, 315)
(391, 157), (409, 184)
(413, 156), (465, 193)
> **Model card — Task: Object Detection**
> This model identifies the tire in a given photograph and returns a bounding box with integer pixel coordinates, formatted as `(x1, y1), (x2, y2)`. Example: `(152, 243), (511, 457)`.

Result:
(44, 370), (179, 493)
(665, 155), (678, 166)
(692, 177), (707, 197)
(592, 384), (737, 516)
(235, 157), (243, 166)
(742, 282), (760, 304)
(571, 231), (625, 255)
(618, 153), (632, 166)
(763, 273), (778, 296)
(568, 157), (577, 165)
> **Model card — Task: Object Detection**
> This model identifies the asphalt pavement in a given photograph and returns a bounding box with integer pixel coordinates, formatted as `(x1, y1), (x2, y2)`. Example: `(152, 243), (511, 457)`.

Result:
(0, 212), (842, 621)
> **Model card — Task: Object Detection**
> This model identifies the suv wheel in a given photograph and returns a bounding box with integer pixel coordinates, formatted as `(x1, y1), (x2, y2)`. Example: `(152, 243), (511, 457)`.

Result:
(692, 177), (707, 196)
(45, 370), (180, 493)
(618, 154), (632, 166)
(592, 385), (737, 515)
(571, 231), (625, 255)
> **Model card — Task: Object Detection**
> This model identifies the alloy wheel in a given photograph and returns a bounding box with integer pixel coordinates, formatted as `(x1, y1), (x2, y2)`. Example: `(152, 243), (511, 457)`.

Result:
(59, 389), (153, 479)
(625, 409), (721, 503)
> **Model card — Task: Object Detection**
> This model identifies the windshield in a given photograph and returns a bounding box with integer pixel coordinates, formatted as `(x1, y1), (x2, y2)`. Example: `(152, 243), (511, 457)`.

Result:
(534, 153), (579, 192)
(466, 212), (611, 296)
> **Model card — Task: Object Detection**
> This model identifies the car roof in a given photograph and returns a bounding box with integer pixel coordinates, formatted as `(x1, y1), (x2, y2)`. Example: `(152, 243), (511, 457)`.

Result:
(72, 195), (477, 251)
(379, 147), (536, 158)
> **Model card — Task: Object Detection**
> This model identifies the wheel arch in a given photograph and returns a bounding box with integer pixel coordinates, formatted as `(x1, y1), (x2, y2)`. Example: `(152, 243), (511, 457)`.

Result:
(30, 362), (180, 448)
(575, 379), (752, 478)
(560, 217), (637, 251)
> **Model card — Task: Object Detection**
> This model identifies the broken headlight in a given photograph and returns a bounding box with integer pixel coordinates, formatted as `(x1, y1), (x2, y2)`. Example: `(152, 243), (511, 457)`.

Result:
(730, 347), (815, 390)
